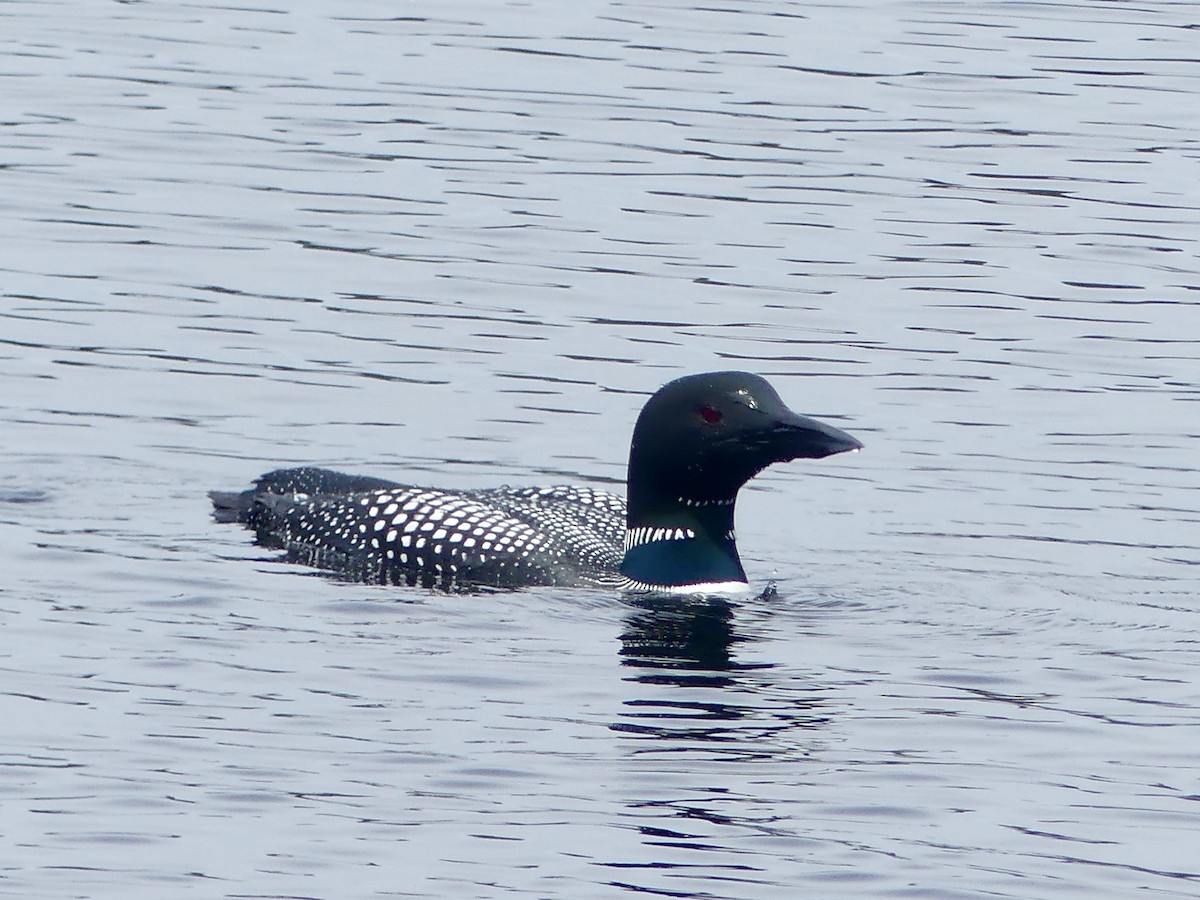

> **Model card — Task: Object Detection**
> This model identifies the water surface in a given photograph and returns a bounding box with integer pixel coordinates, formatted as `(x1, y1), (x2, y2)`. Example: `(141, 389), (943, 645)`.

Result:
(2, 0), (1198, 897)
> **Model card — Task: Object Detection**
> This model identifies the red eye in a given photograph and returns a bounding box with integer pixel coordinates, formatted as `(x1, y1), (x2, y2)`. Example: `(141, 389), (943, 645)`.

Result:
(699, 404), (723, 425)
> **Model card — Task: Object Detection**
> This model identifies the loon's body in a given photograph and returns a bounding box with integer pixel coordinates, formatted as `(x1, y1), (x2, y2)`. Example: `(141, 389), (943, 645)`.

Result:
(210, 371), (861, 592)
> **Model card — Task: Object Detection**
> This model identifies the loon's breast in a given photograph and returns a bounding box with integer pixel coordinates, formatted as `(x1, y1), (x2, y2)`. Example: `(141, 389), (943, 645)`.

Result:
(213, 467), (627, 590)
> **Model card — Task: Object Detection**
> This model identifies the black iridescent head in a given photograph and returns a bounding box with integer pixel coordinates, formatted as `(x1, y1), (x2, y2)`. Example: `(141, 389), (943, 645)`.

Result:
(625, 371), (862, 523)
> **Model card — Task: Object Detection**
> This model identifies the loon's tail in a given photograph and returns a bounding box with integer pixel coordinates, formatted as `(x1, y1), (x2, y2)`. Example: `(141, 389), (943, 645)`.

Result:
(209, 488), (256, 524)
(209, 467), (407, 525)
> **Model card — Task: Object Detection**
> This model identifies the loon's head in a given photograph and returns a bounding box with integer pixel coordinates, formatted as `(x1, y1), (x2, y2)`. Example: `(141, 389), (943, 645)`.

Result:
(621, 371), (861, 590)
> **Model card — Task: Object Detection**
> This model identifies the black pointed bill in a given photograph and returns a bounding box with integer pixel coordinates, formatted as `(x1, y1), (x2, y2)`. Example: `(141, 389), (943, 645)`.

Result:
(767, 410), (863, 461)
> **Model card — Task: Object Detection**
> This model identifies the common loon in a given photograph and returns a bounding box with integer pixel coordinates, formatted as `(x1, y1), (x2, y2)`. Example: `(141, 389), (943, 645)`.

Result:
(210, 371), (861, 592)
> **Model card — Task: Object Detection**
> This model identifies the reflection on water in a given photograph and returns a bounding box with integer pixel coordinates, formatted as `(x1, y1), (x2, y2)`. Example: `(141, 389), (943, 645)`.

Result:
(619, 595), (747, 675)
(616, 595), (831, 764)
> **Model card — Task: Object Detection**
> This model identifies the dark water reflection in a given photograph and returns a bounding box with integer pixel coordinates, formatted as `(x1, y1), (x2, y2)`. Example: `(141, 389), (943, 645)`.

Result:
(616, 596), (831, 757)
(619, 596), (748, 674)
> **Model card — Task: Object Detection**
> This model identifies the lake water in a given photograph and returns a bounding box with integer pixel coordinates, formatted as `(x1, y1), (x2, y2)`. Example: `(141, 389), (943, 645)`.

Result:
(2, 0), (1198, 896)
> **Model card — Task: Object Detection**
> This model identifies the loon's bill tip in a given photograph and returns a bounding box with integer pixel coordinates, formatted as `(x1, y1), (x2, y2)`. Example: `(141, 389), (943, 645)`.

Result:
(828, 429), (864, 456)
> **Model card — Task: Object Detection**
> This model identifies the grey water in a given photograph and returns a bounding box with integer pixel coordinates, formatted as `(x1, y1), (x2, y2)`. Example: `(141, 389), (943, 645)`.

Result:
(2, 0), (1198, 896)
